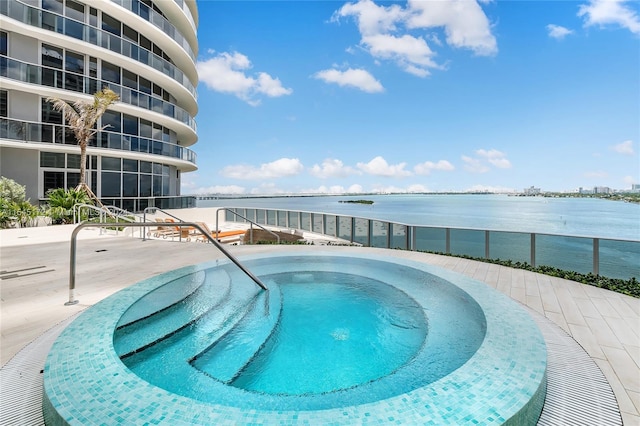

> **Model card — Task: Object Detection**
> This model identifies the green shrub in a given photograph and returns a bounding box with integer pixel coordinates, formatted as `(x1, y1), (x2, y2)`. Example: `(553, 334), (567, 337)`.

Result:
(46, 188), (93, 224)
(0, 177), (26, 203)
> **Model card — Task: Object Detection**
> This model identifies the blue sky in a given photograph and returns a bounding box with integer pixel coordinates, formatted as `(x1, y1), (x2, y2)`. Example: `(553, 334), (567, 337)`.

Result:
(183, 0), (639, 195)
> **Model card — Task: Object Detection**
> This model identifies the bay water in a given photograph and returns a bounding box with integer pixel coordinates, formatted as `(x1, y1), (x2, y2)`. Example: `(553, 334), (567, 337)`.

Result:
(199, 194), (639, 241)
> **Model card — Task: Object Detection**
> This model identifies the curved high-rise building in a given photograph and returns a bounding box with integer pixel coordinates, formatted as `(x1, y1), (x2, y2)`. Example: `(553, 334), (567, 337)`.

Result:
(0, 0), (198, 211)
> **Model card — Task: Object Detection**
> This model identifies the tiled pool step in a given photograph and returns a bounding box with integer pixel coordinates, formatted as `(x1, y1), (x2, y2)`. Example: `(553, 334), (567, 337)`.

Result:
(115, 269), (231, 357)
(191, 282), (282, 383)
(116, 270), (206, 328)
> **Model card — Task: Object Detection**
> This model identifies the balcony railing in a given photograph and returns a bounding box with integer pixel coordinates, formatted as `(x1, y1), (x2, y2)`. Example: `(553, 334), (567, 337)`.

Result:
(1, 0), (197, 98)
(224, 207), (640, 280)
(0, 117), (197, 164)
(110, 0), (196, 62)
(1, 55), (196, 133)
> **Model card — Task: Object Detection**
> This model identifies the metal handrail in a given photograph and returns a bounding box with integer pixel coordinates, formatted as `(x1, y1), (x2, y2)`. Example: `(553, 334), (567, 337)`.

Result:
(216, 208), (280, 244)
(66, 221), (268, 305)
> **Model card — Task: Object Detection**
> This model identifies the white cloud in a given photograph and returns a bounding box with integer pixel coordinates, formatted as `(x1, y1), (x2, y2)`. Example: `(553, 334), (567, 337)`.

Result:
(462, 149), (511, 173)
(197, 51), (292, 106)
(356, 156), (412, 177)
(578, 0), (640, 34)
(313, 68), (384, 93)
(547, 24), (574, 39)
(333, 0), (407, 36)
(309, 158), (361, 178)
(462, 155), (490, 173)
(584, 170), (609, 178)
(192, 185), (246, 195)
(612, 140), (635, 155)
(220, 158), (304, 180)
(623, 175), (637, 185)
(414, 160), (455, 175)
(406, 0), (498, 56)
(332, 0), (496, 77)
(476, 149), (512, 168)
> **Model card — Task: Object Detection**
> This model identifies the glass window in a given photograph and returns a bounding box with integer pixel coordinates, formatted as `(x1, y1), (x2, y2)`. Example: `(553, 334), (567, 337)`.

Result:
(0, 31), (7, 56)
(123, 158), (138, 172)
(122, 69), (137, 89)
(122, 173), (138, 197)
(101, 61), (120, 84)
(65, 51), (84, 73)
(153, 163), (162, 175)
(101, 110), (121, 133)
(0, 90), (7, 118)
(139, 119), (152, 138)
(67, 154), (81, 169)
(67, 172), (81, 189)
(42, 45), (63, 69)
(101, 156), (121, 171)
(139, 77), (151, 94)
(139, 174), (151, 196)
(123, 114), (138, 135)
(101, 172), (121, 197)
(139, 35), (152, 51)
(140, 161), (152, 173)
(65, 0), (84, 20)
(41, 152), (65, 168)
(152, 175), (162, 196)
(41, 99), (63, 124)
(42, 0), (63, 14)
(101, 13), (121, 36)
(123, 25), (137, 43)
(44, 171), (64, 194)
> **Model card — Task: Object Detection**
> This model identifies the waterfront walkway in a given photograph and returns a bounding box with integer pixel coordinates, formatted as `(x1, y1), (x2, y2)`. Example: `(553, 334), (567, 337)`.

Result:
(0, 224), (638, 424)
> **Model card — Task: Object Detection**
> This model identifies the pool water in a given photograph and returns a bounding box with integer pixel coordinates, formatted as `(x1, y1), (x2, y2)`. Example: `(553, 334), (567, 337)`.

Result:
(115, 256), (487, 410)
(45, 250), (547, 424)
(211, 272), (428, 395)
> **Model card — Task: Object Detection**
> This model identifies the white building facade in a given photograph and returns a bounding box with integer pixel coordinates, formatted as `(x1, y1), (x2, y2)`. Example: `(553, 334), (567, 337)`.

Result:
(1, 0), (198, 211)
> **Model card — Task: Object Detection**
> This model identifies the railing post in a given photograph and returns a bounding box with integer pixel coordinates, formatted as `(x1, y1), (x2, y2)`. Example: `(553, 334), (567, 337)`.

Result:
(593, 238), (599, 276)
(445, 228), (451, 254)
(531, 233), (536, 268)
(387, 222), (392, 249)
(485, 230), (490, 259)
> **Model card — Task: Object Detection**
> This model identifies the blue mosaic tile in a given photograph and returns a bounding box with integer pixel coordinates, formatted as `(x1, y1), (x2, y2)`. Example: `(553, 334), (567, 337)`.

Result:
(43, 252), (546, 425)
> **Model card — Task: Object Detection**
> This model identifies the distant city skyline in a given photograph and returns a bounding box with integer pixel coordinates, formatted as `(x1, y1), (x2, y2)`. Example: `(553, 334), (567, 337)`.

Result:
(185, 0), (639, 196)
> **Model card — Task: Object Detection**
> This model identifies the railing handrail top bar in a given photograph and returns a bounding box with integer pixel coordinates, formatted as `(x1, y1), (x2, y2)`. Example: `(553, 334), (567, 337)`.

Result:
(223, 206), (640, 243)
(217, 207), (280, 244)
(143, 206), (185, 222)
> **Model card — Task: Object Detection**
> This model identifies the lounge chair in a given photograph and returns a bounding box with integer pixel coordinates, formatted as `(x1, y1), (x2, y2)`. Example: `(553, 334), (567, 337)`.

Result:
(194, 222), (246, 243)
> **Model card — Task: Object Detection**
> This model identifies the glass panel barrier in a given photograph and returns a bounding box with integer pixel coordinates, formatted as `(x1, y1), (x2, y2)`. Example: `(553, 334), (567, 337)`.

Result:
(599, 239), (640, 280)
(277, 211), (287, 227)
(324, 215), (337, 237)
(225, 209), (235, 222)
(371, 220), (389, 248)
(300, 212), (311, 231)
(288, 211), (299, 229)
(353, 218), (369, 246)
(414, 227), (446, 253)
(536, 234), (592, 275)
(255, 209), (266, 225)
(312, 214), (323, 234)
(450, 229), (485, 258)
(266, 210), (276, 226)
(245, 209), (256, 223)
(391, 224), (408, 250)
(337, 216), (352, 242)
(489, 231), (530, 264)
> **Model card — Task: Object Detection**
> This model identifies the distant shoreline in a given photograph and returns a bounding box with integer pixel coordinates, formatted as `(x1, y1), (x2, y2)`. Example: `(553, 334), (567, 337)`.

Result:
(194, 192), (639, 204)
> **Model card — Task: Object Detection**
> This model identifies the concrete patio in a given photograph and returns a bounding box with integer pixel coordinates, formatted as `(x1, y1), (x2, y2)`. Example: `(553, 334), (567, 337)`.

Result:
(1, 223), (638, 424)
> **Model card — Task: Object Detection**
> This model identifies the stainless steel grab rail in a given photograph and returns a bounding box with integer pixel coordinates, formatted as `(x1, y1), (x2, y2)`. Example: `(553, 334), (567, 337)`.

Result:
(66, 221), (268, 305)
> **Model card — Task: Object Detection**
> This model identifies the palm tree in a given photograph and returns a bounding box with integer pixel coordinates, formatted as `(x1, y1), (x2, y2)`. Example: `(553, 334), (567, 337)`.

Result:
(47, 87), (119, 199)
